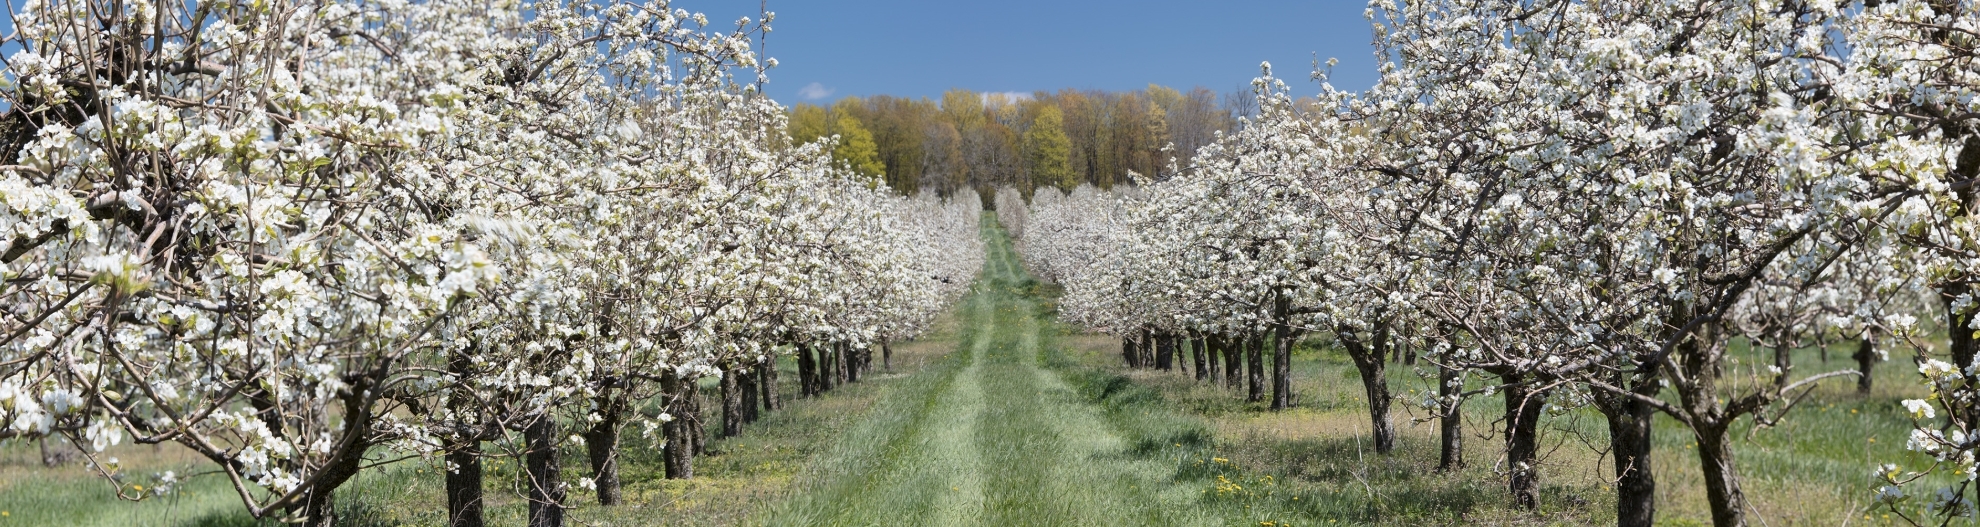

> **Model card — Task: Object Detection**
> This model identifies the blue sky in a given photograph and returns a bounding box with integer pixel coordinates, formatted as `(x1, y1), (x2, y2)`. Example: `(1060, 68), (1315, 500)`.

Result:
(680, 1), (1382, 104)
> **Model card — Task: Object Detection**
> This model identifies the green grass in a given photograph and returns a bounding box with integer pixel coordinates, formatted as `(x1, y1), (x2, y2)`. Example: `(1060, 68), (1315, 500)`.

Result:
(0, 443), (258, 527)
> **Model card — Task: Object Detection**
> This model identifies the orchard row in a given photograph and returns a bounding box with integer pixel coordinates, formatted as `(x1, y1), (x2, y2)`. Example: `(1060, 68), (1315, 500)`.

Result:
(1007, 2), (1980, 527)
(0, 1), (983, 526)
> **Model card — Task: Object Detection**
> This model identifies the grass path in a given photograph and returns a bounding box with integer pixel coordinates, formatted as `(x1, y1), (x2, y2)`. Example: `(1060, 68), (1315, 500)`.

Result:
(760, 217), (1210, 526)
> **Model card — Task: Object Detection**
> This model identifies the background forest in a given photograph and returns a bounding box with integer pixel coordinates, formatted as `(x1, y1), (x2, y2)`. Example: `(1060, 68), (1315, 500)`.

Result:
(788, 85), (1248, 199)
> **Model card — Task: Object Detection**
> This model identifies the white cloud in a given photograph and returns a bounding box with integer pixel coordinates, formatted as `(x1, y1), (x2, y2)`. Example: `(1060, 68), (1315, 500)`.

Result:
(797, 82), (834, 101)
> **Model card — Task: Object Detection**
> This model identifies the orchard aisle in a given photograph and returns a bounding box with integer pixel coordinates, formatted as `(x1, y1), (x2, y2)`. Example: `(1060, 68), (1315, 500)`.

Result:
(761, 216), (1211, 526)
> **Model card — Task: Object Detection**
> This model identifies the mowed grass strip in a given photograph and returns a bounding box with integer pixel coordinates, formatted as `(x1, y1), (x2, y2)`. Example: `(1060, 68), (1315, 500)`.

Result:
(762, 215), (1220, 526)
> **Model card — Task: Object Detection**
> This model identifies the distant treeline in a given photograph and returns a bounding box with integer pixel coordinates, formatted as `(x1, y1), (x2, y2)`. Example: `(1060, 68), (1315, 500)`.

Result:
(790, 86), (1256, 200)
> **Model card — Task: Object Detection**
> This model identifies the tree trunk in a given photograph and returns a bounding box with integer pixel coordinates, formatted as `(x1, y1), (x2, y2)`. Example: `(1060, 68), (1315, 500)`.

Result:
(813, 343), (828, 393)
(583, 395), (623, 506)
(1437, 363), (1463, 473)
(1192, 336), (1208, 381)
(688, 383), (707, 456)
(524, 416), (564, 527)
(844, 343), (857, 383)
(1502, 374), (1546, 511)
(1338, 323), (1395, 454)
(1695, 422), (1748, 527)
(1245, 334), (1265, 403)
(1122, 336), (1137, 368)
(445, 351), (486, 527)
(1204, 335), (1220, 382)
(830, 342), (845, 387)
(759, 354), (780, 411)
(796, 342), (817, 398)
(1141, 329), (1156, 369)
(882, 340), (894, 371)
(1946, 286), (1979, 425)
(1604, 391), (1656, 527)
(1270, 328), (1293, 410)
(1223, 334), (1241, 389)
(1178, 337), (1190, 377)
(294, 441), (368, 527)
(296, 384), (376, 527)
(297, 488), (337, 527)
(1854, 336), (1876, 394)
(661, 374), (692, 480)
(846, 343), (862, 383)
(721, 363), (743, 437)
(446, 441), (484, 527)
(1156, 333), (1175, 371)
(819, 343), (836, 392)
(742, 366), (760, 423)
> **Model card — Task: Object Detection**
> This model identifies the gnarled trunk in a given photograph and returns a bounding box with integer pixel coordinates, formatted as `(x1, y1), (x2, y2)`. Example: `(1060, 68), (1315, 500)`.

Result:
(1222, 334), (1241, 389)
(688, 384), (707, 456)
(524, 416), (564, 527)
(1437, 363), (1463, 472)
(661, 373), (694, 480)
(1245, 334), (1265, 403)
(796, 342), (817, 397)
(446, 441), (484, 527)
(1501, 373), (1546, 510)
(583, 395), (623, 506)
(721, 363), (743, 437)
(1195, 334), (1211, 380)
(815, 342), (830, 392)
(1141, 329), (1157, 368)
(845, 343), (862, 383)
(1853, 336), (1876, 394)
(1695, 421), (1747, 527)
(1947, 286), (1980, 426)
(759, 354), (780, 411)
(445, 351), (486, 527)
(1191, 336), (1207, 381)
(1338, 323), (1395, 454)
(1270, 329), (1293, 410)
(1604, 393), (1656, 527)
(294, 379), (377, 527)
(742, 366), (760, 423)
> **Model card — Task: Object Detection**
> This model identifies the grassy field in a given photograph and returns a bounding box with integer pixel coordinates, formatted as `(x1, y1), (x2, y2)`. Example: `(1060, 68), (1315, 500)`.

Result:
(0, 216), (1956, 526)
